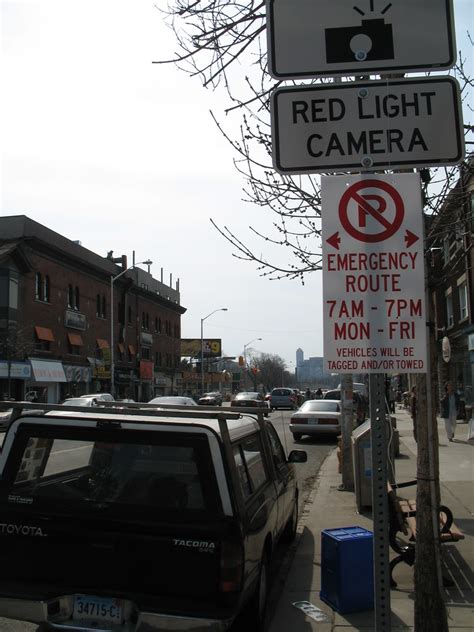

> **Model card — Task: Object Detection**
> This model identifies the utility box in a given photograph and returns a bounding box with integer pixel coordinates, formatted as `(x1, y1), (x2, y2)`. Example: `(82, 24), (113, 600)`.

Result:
(320, 526), (374, 614)
(352, 420), (372, 511)
(352, 418), (397, 512)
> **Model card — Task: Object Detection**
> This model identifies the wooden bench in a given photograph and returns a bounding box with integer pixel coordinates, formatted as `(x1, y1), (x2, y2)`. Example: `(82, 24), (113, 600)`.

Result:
(387, 480), (464, 587)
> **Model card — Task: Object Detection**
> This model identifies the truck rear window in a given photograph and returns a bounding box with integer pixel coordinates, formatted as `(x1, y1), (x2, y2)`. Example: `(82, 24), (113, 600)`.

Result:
(1, 426), (222, 519)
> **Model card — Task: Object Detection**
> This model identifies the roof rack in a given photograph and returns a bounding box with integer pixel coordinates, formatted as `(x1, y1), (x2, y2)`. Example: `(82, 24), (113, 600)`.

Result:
(0, 400), (264, 424)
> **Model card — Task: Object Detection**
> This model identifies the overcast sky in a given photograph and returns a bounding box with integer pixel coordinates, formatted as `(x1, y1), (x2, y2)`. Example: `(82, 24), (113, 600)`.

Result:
(1, 0), (472, 369)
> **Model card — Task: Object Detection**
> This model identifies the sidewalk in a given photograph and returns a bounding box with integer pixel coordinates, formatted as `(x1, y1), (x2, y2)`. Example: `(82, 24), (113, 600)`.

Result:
(268, 408), (474, 631)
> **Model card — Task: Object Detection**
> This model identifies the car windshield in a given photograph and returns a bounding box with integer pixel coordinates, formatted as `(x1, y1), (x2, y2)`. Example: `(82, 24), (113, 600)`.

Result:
(272, 389), (291, 396)
(1, 426), (221, 520)
(300, 400), (340, 412)
(235, 392), (259, 399)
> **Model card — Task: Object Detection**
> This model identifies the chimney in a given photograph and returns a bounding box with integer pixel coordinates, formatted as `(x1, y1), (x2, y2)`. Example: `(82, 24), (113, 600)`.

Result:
(121, 255), (128, 270)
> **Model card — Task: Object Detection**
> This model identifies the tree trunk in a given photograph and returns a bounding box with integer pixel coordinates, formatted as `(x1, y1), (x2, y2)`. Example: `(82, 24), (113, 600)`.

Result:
(414, 372), (448, 631)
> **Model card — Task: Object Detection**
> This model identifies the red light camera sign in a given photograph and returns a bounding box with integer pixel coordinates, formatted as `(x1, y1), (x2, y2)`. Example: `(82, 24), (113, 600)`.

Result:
(322, 173), (427, 374)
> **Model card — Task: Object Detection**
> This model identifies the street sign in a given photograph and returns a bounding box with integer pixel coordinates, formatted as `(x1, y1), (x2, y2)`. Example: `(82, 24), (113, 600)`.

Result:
(271, 77), (464, 174)
(321, 173), (427, 374)
(266, 0), (456, 79)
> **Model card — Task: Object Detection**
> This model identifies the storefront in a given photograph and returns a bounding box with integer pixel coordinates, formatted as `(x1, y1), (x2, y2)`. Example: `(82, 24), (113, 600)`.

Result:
(61, 364), (92, 400)
(0, 361), (31, 400)
(27, 359), (67, 403)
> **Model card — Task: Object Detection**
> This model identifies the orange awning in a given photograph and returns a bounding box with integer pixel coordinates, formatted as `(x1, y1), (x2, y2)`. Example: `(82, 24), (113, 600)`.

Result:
(117, 343), (125, 353)
(96, 338), (110, 349)
(67, 333), (84, 346)
(35, 326), (55, 342)
(128, 345), (136, 355)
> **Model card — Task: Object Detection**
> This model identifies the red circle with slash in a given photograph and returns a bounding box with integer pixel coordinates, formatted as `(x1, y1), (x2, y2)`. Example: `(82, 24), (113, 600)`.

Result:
(338, 179), (404, 243)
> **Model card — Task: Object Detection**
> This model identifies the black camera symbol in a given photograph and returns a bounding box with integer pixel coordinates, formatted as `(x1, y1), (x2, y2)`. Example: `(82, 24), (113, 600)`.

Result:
(325, 18), (394, 64)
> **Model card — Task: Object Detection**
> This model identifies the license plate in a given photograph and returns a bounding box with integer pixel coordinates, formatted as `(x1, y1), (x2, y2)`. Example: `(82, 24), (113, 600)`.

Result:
(308, 419), (318, 425)
(73, 594), (123, 624)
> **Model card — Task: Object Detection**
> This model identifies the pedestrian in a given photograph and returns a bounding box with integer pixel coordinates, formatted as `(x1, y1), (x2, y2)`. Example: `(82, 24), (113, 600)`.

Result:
(305, 387), (311, 401)
(440, 381), (460, 442)
(315, 387), (323, 399)
(409, 385), (417, 442)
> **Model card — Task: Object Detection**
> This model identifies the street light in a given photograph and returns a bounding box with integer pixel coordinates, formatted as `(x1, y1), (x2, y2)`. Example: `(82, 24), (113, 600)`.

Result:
(110, 259), (152, 398)
(201, 308), (228, 394)
(243, 338), (262, 388)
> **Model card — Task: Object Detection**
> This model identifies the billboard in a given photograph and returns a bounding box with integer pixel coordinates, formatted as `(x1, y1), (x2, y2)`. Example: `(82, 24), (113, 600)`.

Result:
(181, 339), (222, 358)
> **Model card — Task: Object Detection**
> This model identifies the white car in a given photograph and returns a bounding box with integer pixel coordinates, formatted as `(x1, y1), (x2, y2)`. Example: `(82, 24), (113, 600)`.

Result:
(289, 399), (344, 440)
(63, 398), (99, 407)
(79, 393), (115, 402)
(148, 396), (198, 407)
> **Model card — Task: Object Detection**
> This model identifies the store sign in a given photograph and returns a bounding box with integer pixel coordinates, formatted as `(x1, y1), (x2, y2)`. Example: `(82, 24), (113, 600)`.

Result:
(0, 361), (31, 379)
(64, 310), (87, 331)
(266, 0), (456, 78)
(322, 173), (427, 373)
(271, 77), (464, 174)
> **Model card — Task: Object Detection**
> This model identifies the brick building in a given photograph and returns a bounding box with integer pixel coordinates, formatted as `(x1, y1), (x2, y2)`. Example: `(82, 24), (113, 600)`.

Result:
(427, 156), (474, 418)
(0, 215), (186, 402)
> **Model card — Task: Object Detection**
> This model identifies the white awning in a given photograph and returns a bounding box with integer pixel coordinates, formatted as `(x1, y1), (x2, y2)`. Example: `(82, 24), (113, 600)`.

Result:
(30, 360), (67, 383)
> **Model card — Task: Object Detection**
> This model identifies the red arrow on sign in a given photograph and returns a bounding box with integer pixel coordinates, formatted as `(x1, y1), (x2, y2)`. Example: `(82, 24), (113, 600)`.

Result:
(326, 232), (341, 250)
(404, 230), (419, 247)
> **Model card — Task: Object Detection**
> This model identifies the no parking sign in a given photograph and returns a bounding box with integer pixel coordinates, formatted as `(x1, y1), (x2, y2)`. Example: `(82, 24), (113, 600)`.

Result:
(321, 173), (427, 373)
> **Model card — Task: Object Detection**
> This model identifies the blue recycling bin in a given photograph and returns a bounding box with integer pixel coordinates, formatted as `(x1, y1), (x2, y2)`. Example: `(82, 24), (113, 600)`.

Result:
(320, 526), (374, 614)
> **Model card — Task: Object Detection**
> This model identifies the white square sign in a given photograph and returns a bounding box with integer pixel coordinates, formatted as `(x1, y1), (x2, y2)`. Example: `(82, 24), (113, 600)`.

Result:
(322, 173), (427, 374)
(267, 0), (456, 78)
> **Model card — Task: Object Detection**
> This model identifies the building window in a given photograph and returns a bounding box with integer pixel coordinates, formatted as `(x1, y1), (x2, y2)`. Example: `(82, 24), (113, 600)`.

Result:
(155, 351), (162, 367)
(34, 326), (54, 352)
(68, 284), (80, 310)
(157, 317), (161, 333)
(445, 288), (454, 328)
(96, 294), (107, 318)
(67, 333), (83, 356)
(458, 276), (468, 321)
(43, 276), (50, 302)
(35, 273), (42, 300)
(141, 347), (150, 360)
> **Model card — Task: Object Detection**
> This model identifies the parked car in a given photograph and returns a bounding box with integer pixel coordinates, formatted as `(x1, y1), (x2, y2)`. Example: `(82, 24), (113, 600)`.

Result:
(198, 392), (223, 406)
(0, 401), (307, 631)
(324, 389), (368, 425)
(231, 392), (268, 414)
(79, 393), (115, 402)
(269, 387), (297, 410)
(62, 397), (99, 407)
(148, 396), (198, 406)
(290, 399), (344, 440)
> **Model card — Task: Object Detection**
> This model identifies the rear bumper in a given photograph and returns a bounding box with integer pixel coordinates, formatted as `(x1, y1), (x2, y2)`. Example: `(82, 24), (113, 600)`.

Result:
(0, 595), (234, 631)
(290, 422), (340, 435)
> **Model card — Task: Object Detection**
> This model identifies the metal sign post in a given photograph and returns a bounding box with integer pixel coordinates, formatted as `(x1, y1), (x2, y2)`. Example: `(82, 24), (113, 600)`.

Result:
(369, 373), (392, 631)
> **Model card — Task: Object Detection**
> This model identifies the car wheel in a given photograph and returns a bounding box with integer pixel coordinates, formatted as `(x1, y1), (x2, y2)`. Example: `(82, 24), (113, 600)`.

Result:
(293, 433), (302, 441)
(282, 496), (298, 542)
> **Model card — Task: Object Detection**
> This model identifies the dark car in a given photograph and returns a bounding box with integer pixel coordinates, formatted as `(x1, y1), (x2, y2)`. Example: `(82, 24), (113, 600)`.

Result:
(198, 392), (223, 406)
(231, 391), (268, 412)
(324, 389), (368, 425)
(0, 402), (307, 631)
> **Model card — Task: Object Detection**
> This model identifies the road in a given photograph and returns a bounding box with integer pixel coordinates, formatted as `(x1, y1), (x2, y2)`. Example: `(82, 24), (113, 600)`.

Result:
(0, 408), (335, 632)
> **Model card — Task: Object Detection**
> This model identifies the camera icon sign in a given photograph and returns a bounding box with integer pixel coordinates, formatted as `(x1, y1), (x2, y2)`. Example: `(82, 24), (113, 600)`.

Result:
(325, 18), (394, 64)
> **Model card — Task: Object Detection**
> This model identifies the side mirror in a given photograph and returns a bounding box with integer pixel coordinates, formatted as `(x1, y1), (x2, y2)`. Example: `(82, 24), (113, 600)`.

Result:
(288, 449), (307, 463)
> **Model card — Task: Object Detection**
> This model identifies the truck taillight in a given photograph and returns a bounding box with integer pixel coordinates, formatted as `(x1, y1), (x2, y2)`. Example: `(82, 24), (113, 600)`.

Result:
(220, 540), (243, 593)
